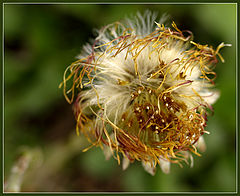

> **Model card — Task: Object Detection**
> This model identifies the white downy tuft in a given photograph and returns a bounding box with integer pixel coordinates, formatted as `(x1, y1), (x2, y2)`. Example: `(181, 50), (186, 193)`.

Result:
(62, 10), (228, 175)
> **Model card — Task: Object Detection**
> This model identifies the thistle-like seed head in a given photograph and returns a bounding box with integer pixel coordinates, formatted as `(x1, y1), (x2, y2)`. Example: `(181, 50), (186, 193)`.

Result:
(60, 11), (229, 174)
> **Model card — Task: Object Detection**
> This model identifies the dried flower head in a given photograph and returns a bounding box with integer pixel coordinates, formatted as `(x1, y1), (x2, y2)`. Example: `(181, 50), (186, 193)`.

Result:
(60, 11), (230, 175)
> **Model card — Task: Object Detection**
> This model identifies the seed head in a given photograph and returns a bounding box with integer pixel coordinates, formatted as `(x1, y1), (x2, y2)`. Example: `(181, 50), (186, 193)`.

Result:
(60, 11), (229, 174)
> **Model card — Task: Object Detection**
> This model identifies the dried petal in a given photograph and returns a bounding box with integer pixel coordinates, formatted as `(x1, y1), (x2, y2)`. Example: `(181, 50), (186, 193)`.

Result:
(159, 157), (170, 174)
(103, 145), (112, 161)
(195, 136), (207, 153)
(142, 161), (156, 176)
(122, 157), (130, 171)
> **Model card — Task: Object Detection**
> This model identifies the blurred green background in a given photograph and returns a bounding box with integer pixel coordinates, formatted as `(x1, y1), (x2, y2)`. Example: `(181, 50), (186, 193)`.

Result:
(4, 3), (236, 192)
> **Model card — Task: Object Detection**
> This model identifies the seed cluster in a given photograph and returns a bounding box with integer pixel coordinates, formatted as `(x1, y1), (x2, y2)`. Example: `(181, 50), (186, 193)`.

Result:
(116, 85), (204, 162)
